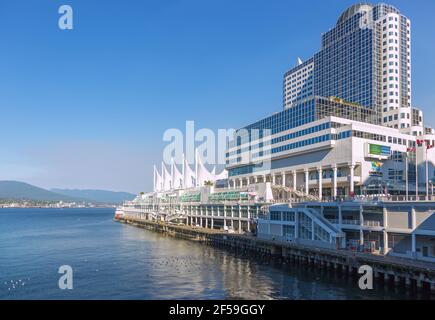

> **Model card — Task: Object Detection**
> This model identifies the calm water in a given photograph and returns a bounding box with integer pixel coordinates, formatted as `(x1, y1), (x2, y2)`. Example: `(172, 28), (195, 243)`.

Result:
(0, 208), (426, 300)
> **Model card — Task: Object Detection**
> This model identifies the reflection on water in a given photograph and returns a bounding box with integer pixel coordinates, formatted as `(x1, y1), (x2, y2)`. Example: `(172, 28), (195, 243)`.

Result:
(0, 208), (429, 300)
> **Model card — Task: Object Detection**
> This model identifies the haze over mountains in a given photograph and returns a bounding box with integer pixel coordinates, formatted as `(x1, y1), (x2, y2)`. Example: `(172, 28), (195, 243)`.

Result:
(0, 181), (136, 204)
(51, 188), (136, 205)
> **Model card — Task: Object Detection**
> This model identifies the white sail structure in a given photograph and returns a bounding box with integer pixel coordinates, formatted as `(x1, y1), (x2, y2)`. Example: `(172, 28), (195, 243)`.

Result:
(183, 154), (196, 189)
(162, 161), (172, 191)
(153, 152), (229, 192)
(211, 167), (228, 181)
(171, 157), (184, 190)
(153, 165), (162, 192)
(213, 168), (228, 180)
(195, 149), (216, 187)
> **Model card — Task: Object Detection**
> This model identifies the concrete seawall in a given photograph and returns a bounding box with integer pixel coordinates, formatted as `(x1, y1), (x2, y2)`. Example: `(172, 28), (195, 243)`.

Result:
(115, 216), (435, 294)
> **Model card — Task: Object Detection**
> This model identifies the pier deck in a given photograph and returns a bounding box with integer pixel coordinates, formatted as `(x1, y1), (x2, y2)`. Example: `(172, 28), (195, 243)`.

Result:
(116, 216), (435, 293)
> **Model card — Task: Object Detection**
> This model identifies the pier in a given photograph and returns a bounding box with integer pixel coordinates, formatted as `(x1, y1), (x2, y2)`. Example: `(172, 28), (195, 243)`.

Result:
(116, 215), (435, 294)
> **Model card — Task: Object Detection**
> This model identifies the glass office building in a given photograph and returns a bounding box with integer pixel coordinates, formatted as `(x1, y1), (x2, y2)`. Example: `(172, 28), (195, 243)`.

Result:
(314, 4), (379, 121)
(226, 96), (377, 170)
(283, 3), (411, 129)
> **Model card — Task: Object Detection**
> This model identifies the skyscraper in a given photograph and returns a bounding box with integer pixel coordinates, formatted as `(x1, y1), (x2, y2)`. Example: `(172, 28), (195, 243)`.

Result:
(283, 3), (411, 131)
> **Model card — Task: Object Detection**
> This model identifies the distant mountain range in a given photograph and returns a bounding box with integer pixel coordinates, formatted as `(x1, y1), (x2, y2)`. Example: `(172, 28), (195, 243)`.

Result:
(0, 181), (136, 204)
(51, 188), (136, 205)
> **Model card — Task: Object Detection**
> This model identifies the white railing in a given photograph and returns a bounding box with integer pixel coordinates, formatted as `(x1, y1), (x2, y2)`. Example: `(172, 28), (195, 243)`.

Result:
(342, 219), (360, 225)
(363, 220), (382, 227)
(326, 219), (381, 227)
(379, 195), (435, 202)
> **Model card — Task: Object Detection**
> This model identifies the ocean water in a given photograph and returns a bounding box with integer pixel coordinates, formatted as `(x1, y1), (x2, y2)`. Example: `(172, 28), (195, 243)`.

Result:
(0, 208), (426, 300)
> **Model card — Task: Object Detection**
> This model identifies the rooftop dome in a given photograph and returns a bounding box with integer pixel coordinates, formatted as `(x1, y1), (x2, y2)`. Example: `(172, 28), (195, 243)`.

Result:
(337, 3), (373, 25)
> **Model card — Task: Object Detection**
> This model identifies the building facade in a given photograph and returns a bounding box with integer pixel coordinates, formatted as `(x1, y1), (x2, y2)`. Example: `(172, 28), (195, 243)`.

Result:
(257, 202), (435, 263)
(118, 2), (435, 264)
(283, 3), (411, 131)
(227, 3), (434, 199)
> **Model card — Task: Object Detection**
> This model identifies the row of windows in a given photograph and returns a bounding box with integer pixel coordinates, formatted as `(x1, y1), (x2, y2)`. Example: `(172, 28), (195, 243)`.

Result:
(272, 134), (331, 154)
(285, 73), (313, 84)
(388, 169), (404, 181)
(229, 100), (316, 149)
(334, 129), (412, 148)
(283, 225), (295, 238)
(383, 114), (408, 123)
(308, 169), (345, 180)
(285, 91), (313, 103)
(334, 131), (352, 140)
(270, 211), (295, 222)
(384, 16), (399, 23)
(229, 123), (414, 165)
(272, 122), (330, 145)
(229, 122), (331, 157)
(229, 120), (359, 159)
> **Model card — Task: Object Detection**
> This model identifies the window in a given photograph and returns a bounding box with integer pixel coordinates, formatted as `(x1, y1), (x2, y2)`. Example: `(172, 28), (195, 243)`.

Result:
(298, 213), (312, 240)
(270, 211), (281, 221)
(283, 225), (295, 239)
(283, 212), (295, 222)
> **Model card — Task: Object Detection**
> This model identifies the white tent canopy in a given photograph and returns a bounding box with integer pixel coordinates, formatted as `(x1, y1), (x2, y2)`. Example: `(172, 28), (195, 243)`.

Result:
(162, 161), (172, 191)
(195, 149), (216, 187)
(155, 149), (228, 192)
(183, 154), (196, 189)
(153, 165), (162, 192)
(171, 157), (184, 190)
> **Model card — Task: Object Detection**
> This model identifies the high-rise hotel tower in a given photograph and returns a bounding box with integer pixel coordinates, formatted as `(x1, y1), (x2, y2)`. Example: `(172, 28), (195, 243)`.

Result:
(283, 3), (411, 130)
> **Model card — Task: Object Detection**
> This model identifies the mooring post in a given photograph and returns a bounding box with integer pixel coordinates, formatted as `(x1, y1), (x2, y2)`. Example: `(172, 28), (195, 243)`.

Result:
(342, 264), (347, 273)
(416, 279), (423, 290)
(384, 272), (390, 283)
(405, 276), (412, 289)
(394, 275), (401, 286)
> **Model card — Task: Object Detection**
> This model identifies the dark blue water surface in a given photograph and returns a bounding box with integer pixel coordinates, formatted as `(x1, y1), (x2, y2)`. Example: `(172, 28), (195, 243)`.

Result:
(0, 208), (425, 300)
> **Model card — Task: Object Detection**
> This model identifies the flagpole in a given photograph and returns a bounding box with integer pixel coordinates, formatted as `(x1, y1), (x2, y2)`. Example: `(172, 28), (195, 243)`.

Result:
(415, 146), (418, 200)
(426, 142), (429, 200)
(171, 157), (174, 190)
(405, 153), (408, 201)
(153, 165), (157, 192)
(161, 161), (165, 192)
(195, 148), (198, 187)
(182, 153), (185, 189)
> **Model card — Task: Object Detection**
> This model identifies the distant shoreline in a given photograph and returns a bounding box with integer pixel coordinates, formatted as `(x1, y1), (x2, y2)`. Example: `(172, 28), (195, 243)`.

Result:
(0, 205), (117, 209)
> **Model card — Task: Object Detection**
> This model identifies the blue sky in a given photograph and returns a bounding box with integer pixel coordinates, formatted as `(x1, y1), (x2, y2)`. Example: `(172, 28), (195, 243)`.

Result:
(1, 0), (434, 193)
